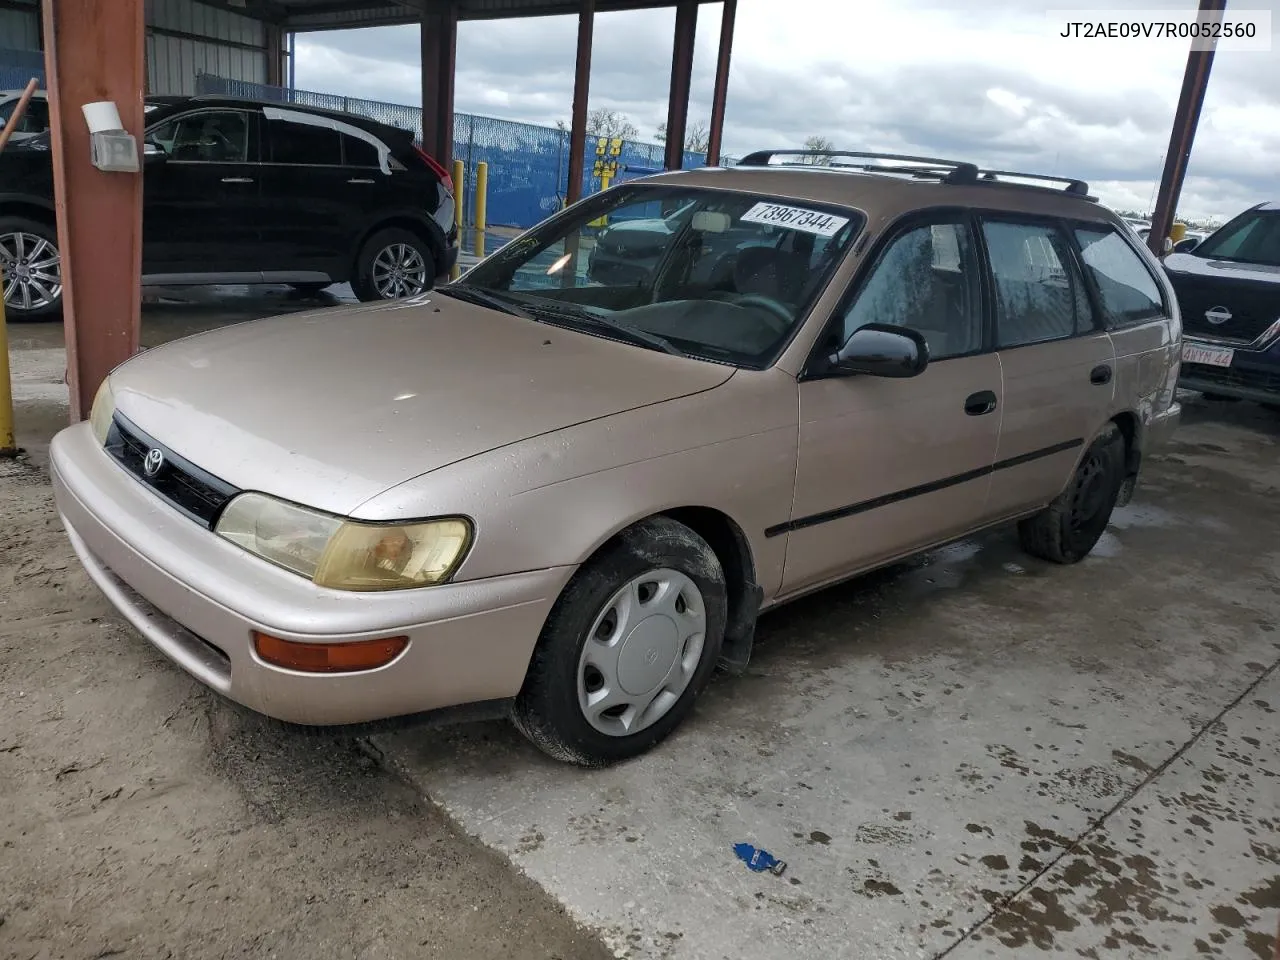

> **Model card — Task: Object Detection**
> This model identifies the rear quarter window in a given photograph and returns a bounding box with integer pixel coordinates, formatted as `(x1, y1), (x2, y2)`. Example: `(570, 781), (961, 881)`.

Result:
(1072, 225), (1166, 327)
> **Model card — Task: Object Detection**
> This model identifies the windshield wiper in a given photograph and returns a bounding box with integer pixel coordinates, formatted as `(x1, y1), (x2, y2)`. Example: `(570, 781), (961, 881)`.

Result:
(436, 283), (533, 320)
(526, 303), (686, 358)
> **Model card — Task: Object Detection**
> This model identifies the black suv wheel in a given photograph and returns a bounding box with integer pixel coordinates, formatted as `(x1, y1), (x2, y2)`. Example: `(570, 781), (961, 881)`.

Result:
(351, 228), (436, 302)
(0, 216), (62, 321)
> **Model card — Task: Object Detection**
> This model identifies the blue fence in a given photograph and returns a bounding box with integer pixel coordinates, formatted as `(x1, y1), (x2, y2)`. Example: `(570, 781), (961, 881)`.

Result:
(196, 75), (709, 229)
(0, 48), (44, 89)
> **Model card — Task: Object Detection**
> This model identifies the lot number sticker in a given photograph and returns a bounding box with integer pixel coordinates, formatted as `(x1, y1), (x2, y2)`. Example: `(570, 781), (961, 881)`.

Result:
(740, 202), (849, 237)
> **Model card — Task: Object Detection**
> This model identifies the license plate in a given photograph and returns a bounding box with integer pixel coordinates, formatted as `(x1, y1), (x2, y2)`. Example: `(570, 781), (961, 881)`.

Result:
(1183, 343), (1234, 368)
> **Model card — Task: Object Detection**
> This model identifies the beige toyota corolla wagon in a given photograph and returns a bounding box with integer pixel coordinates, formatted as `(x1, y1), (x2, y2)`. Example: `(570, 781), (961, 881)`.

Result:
(51, 150), (1181, 766)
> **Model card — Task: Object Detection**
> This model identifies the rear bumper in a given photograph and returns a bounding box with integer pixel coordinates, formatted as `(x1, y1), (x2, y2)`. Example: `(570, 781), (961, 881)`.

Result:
(50, 422), (575, 726)
(1143, 399), (1182, 455)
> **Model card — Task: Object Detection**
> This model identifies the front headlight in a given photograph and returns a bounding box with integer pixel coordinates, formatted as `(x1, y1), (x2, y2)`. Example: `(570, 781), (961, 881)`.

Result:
(89, 378), (115, 445)
(214, 492), (472, 591)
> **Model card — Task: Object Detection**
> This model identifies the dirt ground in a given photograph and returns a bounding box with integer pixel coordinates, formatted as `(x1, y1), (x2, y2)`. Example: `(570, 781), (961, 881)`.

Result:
(2, 300), (611, 959)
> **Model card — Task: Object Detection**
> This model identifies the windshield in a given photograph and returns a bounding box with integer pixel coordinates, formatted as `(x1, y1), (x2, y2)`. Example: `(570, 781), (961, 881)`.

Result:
(458, 185), (863, 368)
(1193, 209), (1280, 267)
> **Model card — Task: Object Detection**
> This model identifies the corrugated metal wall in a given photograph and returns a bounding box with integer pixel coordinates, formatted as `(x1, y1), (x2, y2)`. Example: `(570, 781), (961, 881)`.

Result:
(146, 0), (268, 94)
(0, 2), (40, 52)
(0, 0), (268, 96)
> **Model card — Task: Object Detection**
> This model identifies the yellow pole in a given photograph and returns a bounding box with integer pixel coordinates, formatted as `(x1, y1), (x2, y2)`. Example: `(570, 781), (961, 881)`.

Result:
(589, 173), (610, 227)
(474, 161), (488, 260)
(0, 274), (16, 456)
(0, 79), (37, 456)
(450, 160), (465, 281)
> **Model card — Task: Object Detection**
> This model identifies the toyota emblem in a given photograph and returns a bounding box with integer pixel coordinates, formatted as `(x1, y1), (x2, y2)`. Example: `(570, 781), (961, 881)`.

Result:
(142, 448), (165, 478)
(1205, 306), (1232, 325)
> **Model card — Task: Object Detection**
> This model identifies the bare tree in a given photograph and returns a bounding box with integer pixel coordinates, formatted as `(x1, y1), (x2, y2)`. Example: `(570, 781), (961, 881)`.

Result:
(656, 120), (711, 153)
(555, 109), (639, 141)
(803, 135), (835, 164)
(587, 107), (638, 141)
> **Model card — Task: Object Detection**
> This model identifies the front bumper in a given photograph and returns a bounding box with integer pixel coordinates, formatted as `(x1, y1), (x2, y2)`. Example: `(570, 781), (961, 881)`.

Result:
(50, 422), (574, 726)
(1178, 336), (1280, 404)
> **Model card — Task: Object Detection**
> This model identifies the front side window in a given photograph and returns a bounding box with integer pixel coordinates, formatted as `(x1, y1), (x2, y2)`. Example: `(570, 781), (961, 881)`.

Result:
(838, 220), (982, 361)
(1073, 225), (1165, 326)
(982, 219), (1094, 348)
(1194, 210), (1280, 267)
(458, 186), (863, 369)
(149, 110), (250, 163)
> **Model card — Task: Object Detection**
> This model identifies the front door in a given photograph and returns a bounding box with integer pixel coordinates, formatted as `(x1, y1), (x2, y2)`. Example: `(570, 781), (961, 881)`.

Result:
(142, 108), (264, 275)
(976, 216), (1117, 519)
(781, 215), (1003, 596)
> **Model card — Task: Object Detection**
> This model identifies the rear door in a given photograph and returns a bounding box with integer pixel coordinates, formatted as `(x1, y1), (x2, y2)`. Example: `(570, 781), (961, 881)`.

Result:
(142, 107), (264, 275)
(256, 109), (394, 277)
(1072, 222), (1179, 428)
(979, 215), (1117, 520)
(781, 213), (1003, 595)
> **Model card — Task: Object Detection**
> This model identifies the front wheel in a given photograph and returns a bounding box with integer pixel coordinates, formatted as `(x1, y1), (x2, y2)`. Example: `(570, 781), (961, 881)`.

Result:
(512, 517), (727, 767)
(351, 228), (436, 302)
(1018, 423), (1126, 564)
(0, 217), (62, 321)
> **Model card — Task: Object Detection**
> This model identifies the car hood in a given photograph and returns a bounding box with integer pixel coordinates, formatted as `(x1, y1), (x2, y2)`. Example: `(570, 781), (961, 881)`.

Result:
(110, 295), (735, 516)
(1163, 252), (1280, 285)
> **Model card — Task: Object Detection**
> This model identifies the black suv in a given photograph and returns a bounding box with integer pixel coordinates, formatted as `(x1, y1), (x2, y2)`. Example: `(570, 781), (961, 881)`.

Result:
(0, 95), (459, 319)
(1165, 201), (1280, 408)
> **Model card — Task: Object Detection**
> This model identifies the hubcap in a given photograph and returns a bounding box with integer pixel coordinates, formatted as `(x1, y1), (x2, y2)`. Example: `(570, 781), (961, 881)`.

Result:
(371, 243), (428, 300)
(577, 569), (707, 738)
(0, 231), (61, 312)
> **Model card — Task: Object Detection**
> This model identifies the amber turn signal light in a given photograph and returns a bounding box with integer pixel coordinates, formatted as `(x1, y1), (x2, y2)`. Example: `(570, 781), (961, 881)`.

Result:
(253, 632), (409, 674)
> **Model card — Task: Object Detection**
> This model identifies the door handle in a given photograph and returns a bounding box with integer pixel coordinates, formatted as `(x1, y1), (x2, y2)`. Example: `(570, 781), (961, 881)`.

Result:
(347, 178), (376, 184)
(964, 390), (998, 416)
(1090, 364), (1113, 385)
(220, 177), (254, 184)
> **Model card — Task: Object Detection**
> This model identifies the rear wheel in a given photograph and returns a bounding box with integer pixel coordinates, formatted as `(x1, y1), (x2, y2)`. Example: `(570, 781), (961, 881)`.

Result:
(0, 217), (62, 321)
(351, 227), (435, 302)
(512, 517), (727, 767)
(1018, 423), (1126, 564)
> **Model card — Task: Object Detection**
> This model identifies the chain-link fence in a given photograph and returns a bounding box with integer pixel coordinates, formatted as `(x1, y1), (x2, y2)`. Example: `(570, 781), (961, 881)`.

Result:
(196, 74), (713, 229)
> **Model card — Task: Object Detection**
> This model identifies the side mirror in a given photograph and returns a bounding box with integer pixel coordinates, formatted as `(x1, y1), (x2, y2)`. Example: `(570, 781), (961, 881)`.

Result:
(828, 323), (929, 378)
(1173, 237), (1200, 253)
(142, 139), (167, 163)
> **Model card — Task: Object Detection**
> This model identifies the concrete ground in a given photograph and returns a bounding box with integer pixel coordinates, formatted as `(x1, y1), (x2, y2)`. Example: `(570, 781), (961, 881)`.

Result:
(369, 399), (1280, 960)
(4, 293), (1279, 960)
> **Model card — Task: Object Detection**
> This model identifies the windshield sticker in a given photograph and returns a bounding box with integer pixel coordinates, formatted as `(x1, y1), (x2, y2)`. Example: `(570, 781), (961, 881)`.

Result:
(740, 202), (850, 237)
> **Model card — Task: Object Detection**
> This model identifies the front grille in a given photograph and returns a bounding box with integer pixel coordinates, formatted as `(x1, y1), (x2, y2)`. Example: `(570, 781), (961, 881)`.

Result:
(105, 414), (239, 528)
(1180, 362), (1280, 395)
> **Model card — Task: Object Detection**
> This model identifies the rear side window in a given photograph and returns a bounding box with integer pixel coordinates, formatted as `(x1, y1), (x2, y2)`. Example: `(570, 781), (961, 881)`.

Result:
(342, 133), (381, 167)
(267, 118), (342, 166)
(981, 219), (1094, 348)
(1073, 226), (1166, 326)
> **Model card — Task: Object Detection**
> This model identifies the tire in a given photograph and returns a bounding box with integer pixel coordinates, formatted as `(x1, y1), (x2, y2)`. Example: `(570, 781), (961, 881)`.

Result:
(288, 282), (331, 296)
(0, 216), (62, 321)
(512, 517), (728, 767)
(350, 227), (436, 303)
(1018, 423), (1126, 565)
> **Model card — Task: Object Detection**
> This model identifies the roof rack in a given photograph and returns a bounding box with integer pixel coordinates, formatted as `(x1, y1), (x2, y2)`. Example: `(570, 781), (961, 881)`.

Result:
(736, 149), (1092, 200)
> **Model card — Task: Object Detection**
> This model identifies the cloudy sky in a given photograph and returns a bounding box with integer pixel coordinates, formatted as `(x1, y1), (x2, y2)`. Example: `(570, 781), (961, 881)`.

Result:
(294, 0), (1280, 222)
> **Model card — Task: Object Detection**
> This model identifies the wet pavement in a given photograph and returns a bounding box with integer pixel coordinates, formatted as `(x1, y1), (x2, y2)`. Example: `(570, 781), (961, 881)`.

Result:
(371, 398), (1280, 960)
(5, 295), (1279, 959)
